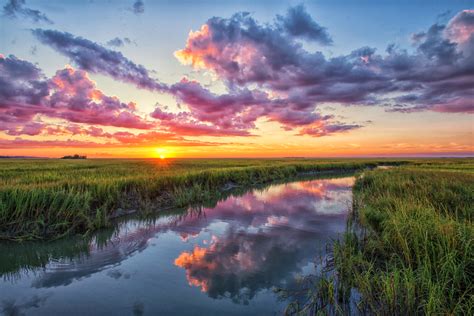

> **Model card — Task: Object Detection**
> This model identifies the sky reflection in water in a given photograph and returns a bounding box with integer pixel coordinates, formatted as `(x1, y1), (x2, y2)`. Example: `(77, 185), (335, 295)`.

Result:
(0, 176), (354, 315)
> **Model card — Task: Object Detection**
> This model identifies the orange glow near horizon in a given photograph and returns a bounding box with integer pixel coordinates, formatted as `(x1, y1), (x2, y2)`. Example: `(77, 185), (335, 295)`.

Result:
(155, 147), (171, 159)
(1, 109), (472, 158)
(1, 142), (473, 159)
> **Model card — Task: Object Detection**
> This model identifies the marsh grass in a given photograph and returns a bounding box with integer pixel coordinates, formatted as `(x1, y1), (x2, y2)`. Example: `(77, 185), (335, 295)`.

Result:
(1, 158), (404, 240)
(310, 161), (474, 315)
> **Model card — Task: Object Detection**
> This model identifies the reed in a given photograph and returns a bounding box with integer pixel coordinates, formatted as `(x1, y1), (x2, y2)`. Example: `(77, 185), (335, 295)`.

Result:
(330, 161), (474, 315)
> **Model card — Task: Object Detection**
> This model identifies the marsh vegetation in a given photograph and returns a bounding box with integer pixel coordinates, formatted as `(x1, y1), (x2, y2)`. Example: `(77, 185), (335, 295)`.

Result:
(0, 158), (405, 240)
(286, 159), (474, 315)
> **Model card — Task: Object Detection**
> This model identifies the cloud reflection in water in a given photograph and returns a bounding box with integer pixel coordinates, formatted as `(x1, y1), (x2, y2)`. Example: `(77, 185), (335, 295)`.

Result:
(5, 177), (353, 307)
(174, 177), (354, 302)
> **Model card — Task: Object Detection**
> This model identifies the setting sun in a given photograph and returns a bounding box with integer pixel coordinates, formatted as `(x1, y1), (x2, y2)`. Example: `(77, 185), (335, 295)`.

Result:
(155, 147), (168, 159)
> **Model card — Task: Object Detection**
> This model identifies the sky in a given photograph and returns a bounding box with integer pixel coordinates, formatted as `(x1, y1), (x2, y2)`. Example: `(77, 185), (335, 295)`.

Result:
(0, 0), (473, 158)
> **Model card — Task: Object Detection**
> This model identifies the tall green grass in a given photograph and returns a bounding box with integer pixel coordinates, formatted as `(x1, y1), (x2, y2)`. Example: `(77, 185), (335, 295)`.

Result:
(329, 163), (474, 315)
(0, 158), (403, 240)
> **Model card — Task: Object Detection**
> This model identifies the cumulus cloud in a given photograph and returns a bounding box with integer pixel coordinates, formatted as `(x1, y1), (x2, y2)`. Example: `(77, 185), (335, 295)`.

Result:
(386, 14), (474, 113)
(413, 24), (459, 64)
(176, 8), (473, 115)
(166, 79), (359, 136)
(0, 54), (50, 134)
(174, 8), (378, 93)
(0, 55), (154, 136)
(169, 79), (262, 130)
(276, 4), (332, 44)
(0, 54), (49, 106)
(3, 0), (52, 24)
(150, 106), (254, 137)
(446, 10), (474, 44)
(48, 67), (154, 129)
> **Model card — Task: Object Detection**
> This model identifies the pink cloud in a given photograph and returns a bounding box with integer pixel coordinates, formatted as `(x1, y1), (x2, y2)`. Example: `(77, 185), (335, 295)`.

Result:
(0, 56), (154, 137)
(0, 138), (112, 149)
(5, 122), (45, 136)
(0, 133), (225, 149)
(150, 105), (253, 136)
(298, 122), (361, 137)
(431, 98), (474, 113)
(446, 10), (474, 44)
(48, 67), (155, 129)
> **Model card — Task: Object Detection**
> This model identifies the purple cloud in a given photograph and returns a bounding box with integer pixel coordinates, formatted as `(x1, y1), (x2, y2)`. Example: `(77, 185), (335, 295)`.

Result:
(276, 4), (332, 45)
(3, 0), (52, 24)
(176, 8), (474, 114)
(0, 55), (154, 136)
(32, 29), (166, 91)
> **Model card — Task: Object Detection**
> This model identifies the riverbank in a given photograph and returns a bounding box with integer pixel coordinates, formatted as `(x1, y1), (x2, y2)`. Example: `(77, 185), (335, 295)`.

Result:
(329, 159), (473, 315)
(0, 158), (405, 241)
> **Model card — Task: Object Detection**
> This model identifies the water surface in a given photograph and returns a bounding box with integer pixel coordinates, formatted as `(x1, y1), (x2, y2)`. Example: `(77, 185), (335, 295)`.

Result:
(0, 176), (354, 315)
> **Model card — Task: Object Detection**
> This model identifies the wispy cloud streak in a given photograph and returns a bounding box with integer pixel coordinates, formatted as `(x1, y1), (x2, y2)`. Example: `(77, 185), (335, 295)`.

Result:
(3, 0), (52, 24)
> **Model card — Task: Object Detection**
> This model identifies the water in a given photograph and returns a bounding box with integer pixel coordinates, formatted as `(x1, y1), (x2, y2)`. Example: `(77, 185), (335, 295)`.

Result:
(0, 176), (354, 315)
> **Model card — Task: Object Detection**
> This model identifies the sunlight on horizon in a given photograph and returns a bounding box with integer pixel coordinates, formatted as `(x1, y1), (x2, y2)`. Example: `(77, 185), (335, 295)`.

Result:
(155, 147), (172, 159)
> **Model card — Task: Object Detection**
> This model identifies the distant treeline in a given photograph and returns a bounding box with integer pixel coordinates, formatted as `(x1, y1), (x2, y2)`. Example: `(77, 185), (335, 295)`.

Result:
(61, 154), (87, 159)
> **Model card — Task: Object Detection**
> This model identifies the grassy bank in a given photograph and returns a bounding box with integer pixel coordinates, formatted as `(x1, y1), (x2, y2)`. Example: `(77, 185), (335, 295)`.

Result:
(0, 158), (403, 241)
(327, 160), (474, 315)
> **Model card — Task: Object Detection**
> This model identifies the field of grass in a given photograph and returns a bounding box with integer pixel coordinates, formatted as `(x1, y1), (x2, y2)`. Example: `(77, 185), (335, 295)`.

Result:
(0, 158), (405, 241)
(312, 159), (474, 315)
